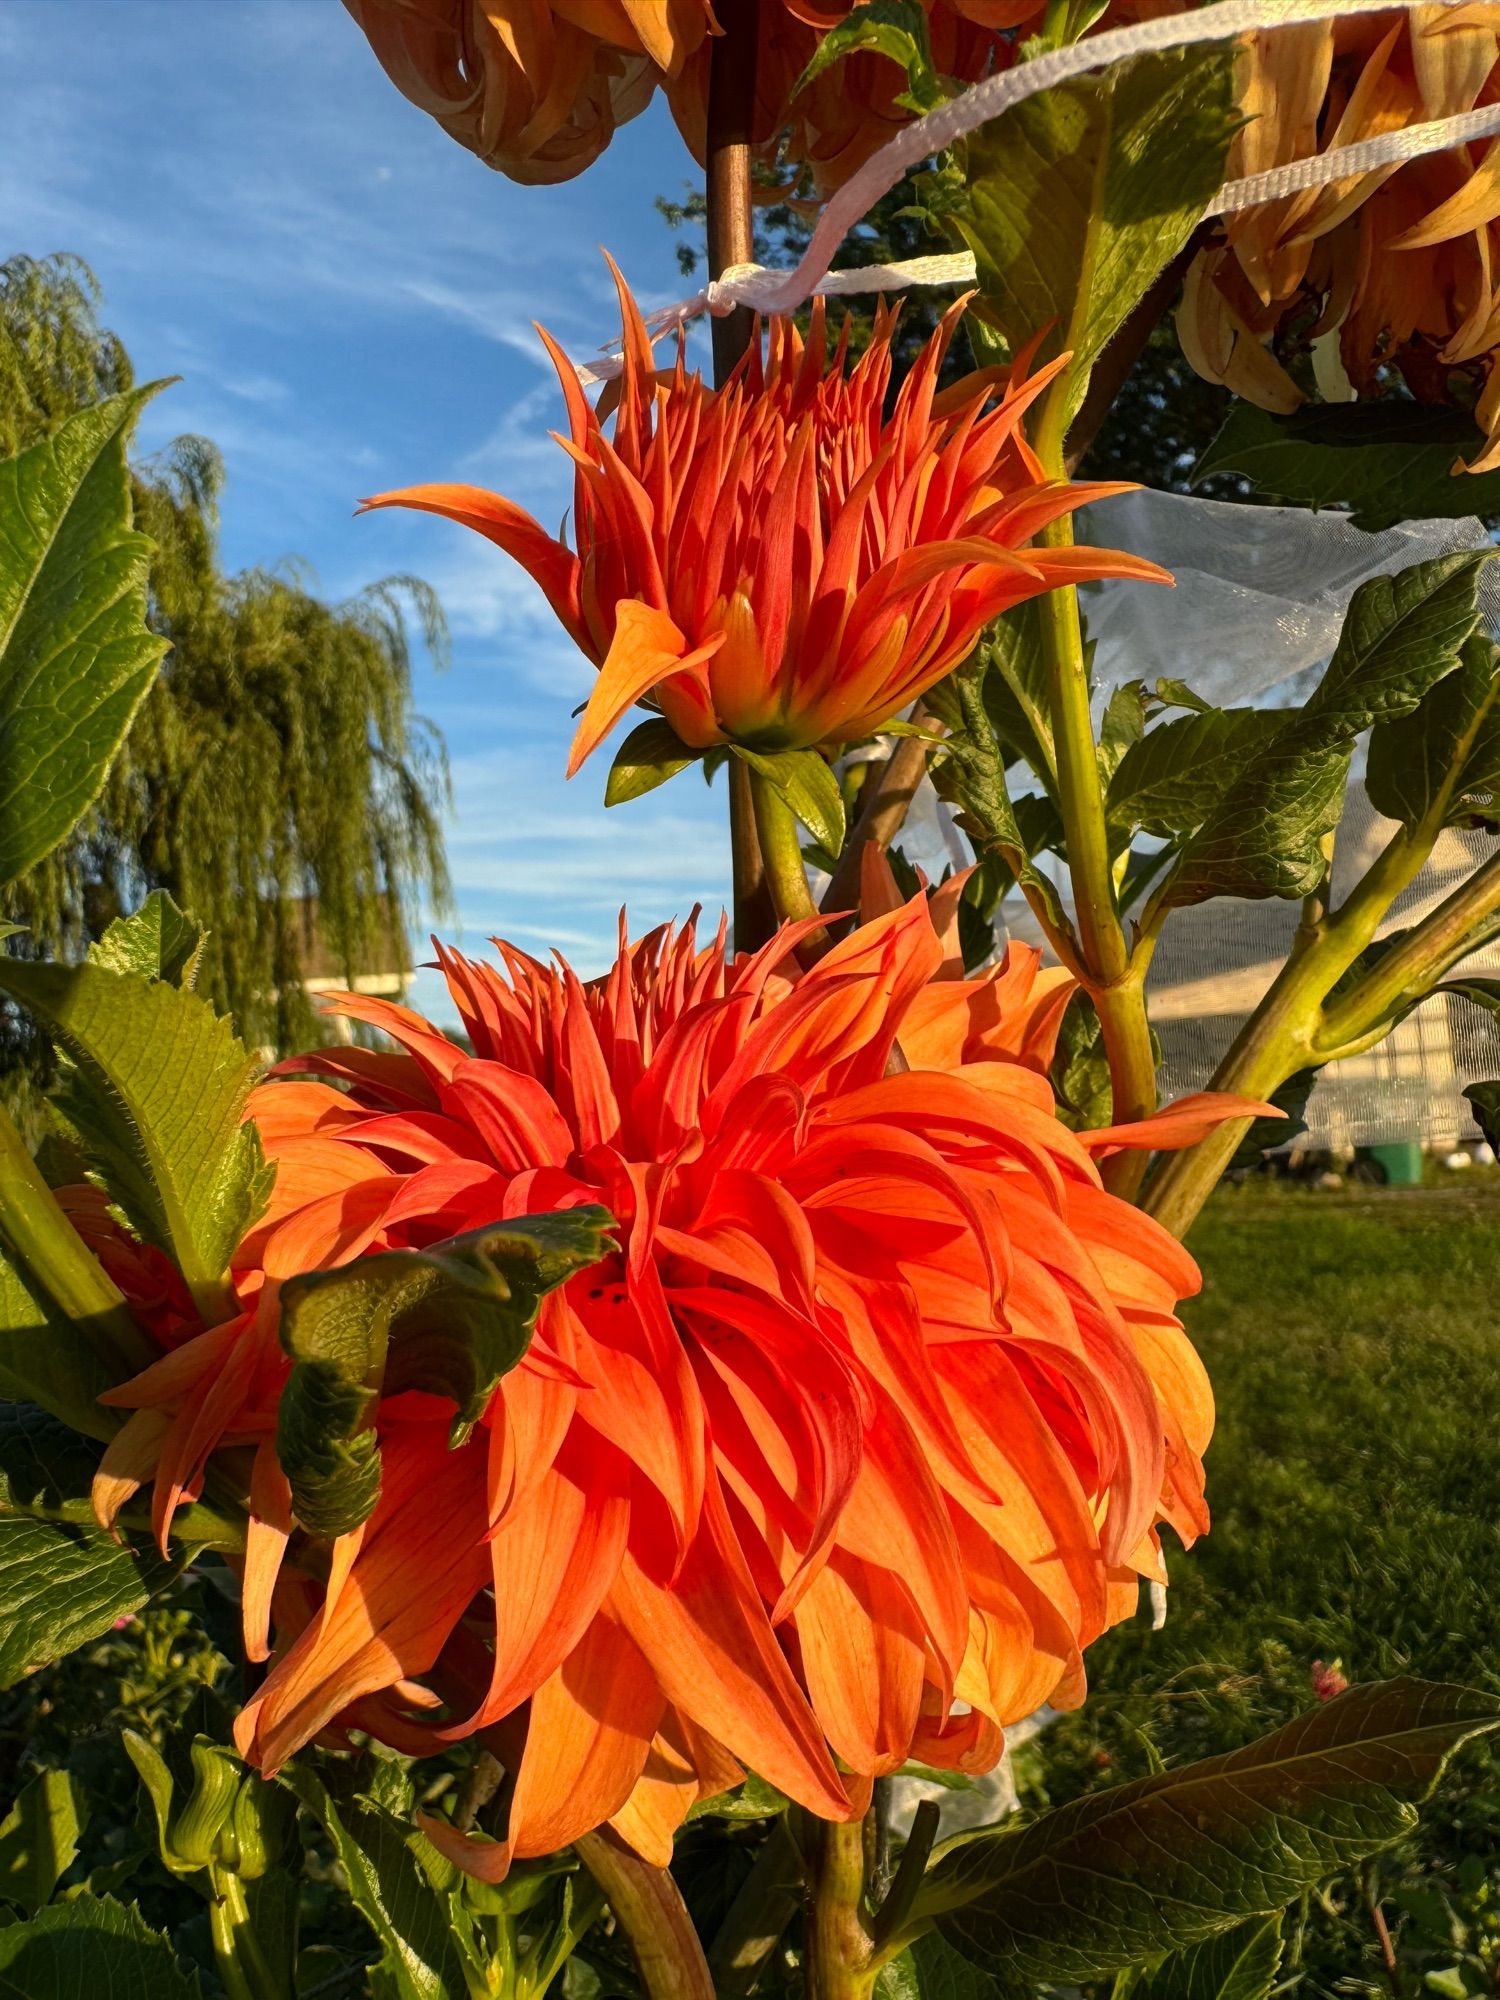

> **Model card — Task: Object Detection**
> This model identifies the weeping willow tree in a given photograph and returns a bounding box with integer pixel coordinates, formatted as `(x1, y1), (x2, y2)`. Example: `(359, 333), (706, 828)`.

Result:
(1, 253), (451, 1073)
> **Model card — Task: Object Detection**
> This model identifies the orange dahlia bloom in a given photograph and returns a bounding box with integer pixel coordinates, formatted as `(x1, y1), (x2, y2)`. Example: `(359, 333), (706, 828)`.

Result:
(361, 280), (1167, 779)
(1127, 2), (1500, 467)
(88, 891), (1262, 1875)
(341, 0), (1031, 189)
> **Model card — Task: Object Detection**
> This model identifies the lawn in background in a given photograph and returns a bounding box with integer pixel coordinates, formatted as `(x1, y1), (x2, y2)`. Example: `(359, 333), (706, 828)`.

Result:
(1030, 1184), (1500, 1998)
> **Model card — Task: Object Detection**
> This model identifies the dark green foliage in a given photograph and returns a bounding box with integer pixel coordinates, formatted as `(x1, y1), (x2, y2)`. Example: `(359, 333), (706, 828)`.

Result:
(1195, 400), (1500, 533)
(0, 253), (451, 1089)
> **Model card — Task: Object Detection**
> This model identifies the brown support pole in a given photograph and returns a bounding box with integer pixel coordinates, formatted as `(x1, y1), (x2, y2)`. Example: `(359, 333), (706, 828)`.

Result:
(706, 0), (778, 952)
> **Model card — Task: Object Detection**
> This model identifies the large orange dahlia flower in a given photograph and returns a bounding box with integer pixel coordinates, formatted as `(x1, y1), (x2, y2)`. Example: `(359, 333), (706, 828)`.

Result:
(361, 280), (1167, 779)
(87, 890), (1258, 1876)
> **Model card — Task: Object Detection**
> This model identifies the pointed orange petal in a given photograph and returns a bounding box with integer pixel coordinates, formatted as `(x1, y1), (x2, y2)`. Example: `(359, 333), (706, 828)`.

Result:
(566, 603), (722, 776)
(1078, 1091), (1280, 1157)
(357, 483), (583, 643)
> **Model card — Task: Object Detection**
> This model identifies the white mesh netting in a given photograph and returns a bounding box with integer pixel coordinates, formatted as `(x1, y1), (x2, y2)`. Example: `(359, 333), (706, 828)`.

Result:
(898, 490), (1500, 1148)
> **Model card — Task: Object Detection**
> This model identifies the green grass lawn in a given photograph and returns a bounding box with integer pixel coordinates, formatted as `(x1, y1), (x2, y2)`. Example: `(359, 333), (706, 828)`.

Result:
(1028, 1184), (1500, 1999)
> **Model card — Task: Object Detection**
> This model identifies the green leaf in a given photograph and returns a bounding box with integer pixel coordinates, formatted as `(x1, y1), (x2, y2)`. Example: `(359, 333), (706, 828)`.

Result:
(1194, 401), (1500, 534)
(0, 1893), (202, 1998)
(88, 890), (205, 986)
(0, 1237), (118, 1440)
(276, 1205), (613, 1537)
(0, 953), (274, 1320)
(927, 658), (1070, 939)
(791, 0), (943, 115)
(980, 601), (1055, 784)
(1132, 1916), (1284, 2000)
(940, 45), (1236, 426)
(1367, 636), (1500, 830)
(1098, 682), (1150, 784)
(0, 1770), (88, 1913)
(603, 718), (697, 806)
(0, 389), (170, 889)
(732, 746), (846, 856)
(920, 1678), (1500, 1985)
(0, 1404), (184, 1686)
(1107, 710), (1288, 838)
(1464, 1080), (1500, 1150)
(1163, 554), (1491, 908)
(877, 1931), (1000, 1998)
(282, 1764), (470, 2000)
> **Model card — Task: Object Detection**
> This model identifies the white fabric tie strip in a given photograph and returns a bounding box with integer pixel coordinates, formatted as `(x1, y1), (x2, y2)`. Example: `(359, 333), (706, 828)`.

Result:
(576, 0), (1499, 386)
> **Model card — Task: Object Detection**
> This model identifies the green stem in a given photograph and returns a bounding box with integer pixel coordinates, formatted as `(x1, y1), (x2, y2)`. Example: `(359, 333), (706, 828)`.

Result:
(1316, 849), (1500, 1056)
(1141, 821), (1440, 1238)
(0, 1100), (155, 1405)
(747, 765), (832, 949)
(730, 757), (776, 953)
(804, 1815), (876, 2000)
(207, 1866), (280, 2000)
(1031, 512), (1159, 1149)
(576, 1829), (715, 2000)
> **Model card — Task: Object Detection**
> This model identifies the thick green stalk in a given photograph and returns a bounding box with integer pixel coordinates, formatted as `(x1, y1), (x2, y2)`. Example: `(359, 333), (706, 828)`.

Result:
(748, 766), (832, 948)
(0, 1100), (155, 1400)
(804, 1816), (875, 2000)
(1317, 849), (1500, 1057)
(576, 1830), (715, 2000)
(1142, 821), (1441, 1238)
(206, 1867), (280, 2000)
(1031, 512), (1159, 1151)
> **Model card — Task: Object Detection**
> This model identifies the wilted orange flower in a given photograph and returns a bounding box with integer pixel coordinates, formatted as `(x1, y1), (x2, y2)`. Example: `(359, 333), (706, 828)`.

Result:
(361, 278), (1167, 780)
(87, 891), (1264, 1875)
(1133, 2), (1500, 467)
(340, 0), (707, 185)
(341, 0), (1031, 189)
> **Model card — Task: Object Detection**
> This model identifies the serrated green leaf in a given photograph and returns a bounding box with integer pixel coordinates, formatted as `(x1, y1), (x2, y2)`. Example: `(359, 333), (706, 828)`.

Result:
(1367, 636), (1500, 830)
(921, 1679), (1500, 1984)
(927, 658), (1070, 939)
(733, 746), (846, 856)
(0, 388), (170, 889)
(0, 1404), (185, 1686)
(89, 891), (205, 987)
(982, 600), (1055, 785)
(603, 718), (697, 806)
(1107, 710), (1288, 838)
(1163, 555), (1491, 908)
(276, 1205), (613, 1537)
(0, 1238), (119, 1440)
(0, 954), (273, 1320)
(1194, 400), (1500, 534)
(1098, 682), (1150, 783)
(1132, 1915), (1284, 2000)
(0, 1770), (88, 1914)
(940, 45), (1236, 428)
(1464, 1080), (1500, 1150)
(0, 1893), (202, 1998)
(282, 1764), (470, 2000)
(792, 0), (942, 115)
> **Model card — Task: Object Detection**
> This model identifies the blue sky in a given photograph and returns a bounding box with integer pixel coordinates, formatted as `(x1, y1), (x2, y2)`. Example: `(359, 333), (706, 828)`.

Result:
(0, 0), (730, 1021)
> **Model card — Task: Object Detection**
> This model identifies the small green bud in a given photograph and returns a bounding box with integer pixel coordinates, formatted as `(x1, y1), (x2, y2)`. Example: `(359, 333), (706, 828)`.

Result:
(168, 1737), (242, 1870)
